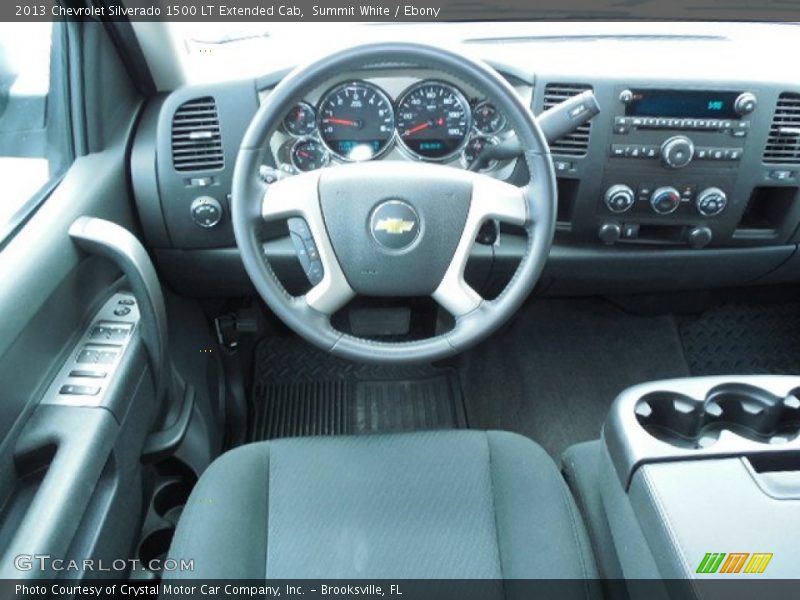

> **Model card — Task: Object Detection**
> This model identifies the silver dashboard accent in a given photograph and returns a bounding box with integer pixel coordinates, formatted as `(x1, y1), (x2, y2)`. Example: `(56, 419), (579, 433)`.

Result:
(432, 173), (528, 316)
(41, 293), (140, 408)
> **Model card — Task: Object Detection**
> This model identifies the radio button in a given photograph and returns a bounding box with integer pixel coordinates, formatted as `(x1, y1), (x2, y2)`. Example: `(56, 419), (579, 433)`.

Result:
(696, 148), (709, 160)
(661, 135), (695, 168)
(734, 92), (758, 116)
(610, 145), (626, 157)
(726, 148), (743, 161)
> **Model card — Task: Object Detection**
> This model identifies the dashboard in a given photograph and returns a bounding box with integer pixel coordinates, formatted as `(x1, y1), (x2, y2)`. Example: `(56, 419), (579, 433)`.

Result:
(130, 30), (800, 299)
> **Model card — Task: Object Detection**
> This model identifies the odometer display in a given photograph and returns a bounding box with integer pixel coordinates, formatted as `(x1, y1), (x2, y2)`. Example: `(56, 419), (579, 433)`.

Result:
(396, 82), (471, 160)
(317, 82), (394, 161)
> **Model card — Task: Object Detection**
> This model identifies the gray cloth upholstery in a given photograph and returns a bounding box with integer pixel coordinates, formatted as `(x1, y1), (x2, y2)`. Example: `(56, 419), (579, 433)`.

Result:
(167, 430), (597, 583)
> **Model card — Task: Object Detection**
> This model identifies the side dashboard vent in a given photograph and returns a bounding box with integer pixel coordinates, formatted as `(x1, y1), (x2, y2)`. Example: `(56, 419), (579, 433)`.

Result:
(543, 83), (593, 157)
(171, 97), (224, 172)
(764, 93), (800, 165)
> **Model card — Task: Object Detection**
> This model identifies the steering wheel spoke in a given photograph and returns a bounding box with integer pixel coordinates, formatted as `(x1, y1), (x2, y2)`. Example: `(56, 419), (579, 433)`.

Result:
(432, 174), (527, 317)
(262, 172), (355, 315)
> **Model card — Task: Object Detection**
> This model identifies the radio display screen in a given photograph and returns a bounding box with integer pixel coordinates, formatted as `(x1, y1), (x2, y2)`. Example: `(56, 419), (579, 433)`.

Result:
(625, 89), (741, 119)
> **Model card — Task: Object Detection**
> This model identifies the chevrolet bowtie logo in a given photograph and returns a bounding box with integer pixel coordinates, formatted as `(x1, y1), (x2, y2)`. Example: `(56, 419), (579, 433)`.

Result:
(374, 218), (415, 235)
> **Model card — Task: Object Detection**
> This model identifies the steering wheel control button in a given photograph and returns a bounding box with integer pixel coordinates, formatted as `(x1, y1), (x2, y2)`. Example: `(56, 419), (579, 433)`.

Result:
(369, 200), (421, 251)
(604, 184), (635, 213)
(190, 196), (223, 228)
(118, 298), (135, 306)
(306, 261), (324, 286)
(650, 186), (682, 215)
(287, 217), (312, 240)
(288, 219), (326, 286)
(113, 306), (131, 317)
(696, 187), (728, 216)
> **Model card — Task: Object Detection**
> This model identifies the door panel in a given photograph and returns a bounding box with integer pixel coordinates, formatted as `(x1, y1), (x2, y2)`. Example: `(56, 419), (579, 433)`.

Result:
(0, 21), (158, 578)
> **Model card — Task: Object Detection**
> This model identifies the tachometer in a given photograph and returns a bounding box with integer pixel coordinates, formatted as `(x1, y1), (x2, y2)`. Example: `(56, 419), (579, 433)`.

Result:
(283, 102), (316, 137)
(317, 82), (394, 161)
(395, 81), (471, 160)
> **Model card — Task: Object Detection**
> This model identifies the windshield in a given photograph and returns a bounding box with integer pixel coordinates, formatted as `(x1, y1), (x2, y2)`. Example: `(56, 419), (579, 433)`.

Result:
(154, 21), (798, 85)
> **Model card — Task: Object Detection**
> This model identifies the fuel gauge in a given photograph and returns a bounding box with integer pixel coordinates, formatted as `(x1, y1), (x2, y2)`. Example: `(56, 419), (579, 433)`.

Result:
(462, 136), (498, 171)
(291, 139), (330, 172)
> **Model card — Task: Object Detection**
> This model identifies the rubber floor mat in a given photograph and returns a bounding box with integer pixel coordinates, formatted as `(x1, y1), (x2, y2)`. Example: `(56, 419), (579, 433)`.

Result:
(250, 337), (466, 440)
(680, 301), (800, 375)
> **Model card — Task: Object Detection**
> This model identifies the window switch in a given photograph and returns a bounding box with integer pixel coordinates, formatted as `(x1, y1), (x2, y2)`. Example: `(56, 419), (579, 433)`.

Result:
(59, 384), (100, 396)
(69, 369), (107, 379)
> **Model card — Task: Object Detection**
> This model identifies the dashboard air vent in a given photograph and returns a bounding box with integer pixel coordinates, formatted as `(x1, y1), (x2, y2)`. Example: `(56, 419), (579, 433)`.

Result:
(543, 83), (593, 157)
(171, 97), (224, 172)
(764, 93), (800, 165)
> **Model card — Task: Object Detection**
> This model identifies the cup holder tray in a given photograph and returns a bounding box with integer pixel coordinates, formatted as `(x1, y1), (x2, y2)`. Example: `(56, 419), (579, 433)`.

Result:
(604, 375), (800, 488)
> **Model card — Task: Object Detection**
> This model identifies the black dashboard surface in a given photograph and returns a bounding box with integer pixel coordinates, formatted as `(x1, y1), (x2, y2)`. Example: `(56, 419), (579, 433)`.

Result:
(130, 29), (800, 298)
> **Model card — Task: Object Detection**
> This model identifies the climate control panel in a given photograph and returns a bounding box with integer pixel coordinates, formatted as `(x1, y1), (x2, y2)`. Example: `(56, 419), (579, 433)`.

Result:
(602, 183), (727, 218)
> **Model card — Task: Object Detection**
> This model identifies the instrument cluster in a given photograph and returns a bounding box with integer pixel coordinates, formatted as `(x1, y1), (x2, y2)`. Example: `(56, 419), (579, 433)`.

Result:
(275, 79), (509, 173)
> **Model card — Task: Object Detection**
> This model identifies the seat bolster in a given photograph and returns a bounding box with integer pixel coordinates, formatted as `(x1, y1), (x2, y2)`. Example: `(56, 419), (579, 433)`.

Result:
(486, 431), (598, 582)
(166, 443), (271, 579)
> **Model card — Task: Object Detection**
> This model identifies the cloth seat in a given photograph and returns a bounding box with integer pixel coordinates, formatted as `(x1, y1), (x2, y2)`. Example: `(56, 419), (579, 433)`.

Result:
(167, 430), (597, 584)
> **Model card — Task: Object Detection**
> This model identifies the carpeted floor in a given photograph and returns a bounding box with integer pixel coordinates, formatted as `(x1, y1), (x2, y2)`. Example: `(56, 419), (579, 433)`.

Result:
(457, 298), (691, 460)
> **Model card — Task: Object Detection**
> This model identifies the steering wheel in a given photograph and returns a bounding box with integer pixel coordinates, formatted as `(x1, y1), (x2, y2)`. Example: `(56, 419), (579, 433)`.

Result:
(232, 42), (556, 363)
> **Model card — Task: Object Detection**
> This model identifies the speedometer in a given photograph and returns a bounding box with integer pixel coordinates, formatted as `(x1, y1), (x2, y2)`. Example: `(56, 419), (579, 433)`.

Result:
(395, 81), (471, 160)
(317, 81), (394, 161)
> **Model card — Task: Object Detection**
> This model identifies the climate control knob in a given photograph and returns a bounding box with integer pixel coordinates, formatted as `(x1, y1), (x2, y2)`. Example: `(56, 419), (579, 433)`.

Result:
(604, 184), (636, 213)
(650, 186), (682, 215)
(695, 187), (728, 216)
(661, 135), (695, 169)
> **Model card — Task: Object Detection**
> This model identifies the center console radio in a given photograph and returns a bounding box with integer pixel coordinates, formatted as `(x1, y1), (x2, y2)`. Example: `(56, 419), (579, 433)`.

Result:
(597, 87), (758, 247)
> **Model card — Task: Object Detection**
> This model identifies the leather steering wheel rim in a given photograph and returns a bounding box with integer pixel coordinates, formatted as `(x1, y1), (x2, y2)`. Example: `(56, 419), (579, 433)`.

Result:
(231, 42), (557, 364)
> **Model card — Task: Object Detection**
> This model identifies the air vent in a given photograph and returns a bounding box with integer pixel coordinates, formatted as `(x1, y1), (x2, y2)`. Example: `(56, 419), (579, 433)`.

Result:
(764, 93), (800, 165)
(171, 97), (224, 172)
(543, 83), (593, 157)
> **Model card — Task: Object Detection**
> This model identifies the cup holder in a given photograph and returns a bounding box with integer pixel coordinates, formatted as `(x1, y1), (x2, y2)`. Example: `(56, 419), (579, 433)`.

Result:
(138, 527), (174, 566)
(153, 480), (192, 523)
(635, 384), (800, 449)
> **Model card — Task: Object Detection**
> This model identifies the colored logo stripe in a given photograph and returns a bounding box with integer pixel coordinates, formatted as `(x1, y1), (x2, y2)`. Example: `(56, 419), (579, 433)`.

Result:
(744, 553), (773, 574)
(696, 552), (773, 574)
(720, 553), (749, 573)
(697, 553), (726, 574)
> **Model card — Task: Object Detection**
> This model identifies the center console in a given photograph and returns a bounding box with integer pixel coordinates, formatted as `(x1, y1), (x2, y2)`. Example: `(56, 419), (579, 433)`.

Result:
(596, 376), (800, 591)
(600, 88), (753, 247)
(548, 82), (800, 250)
